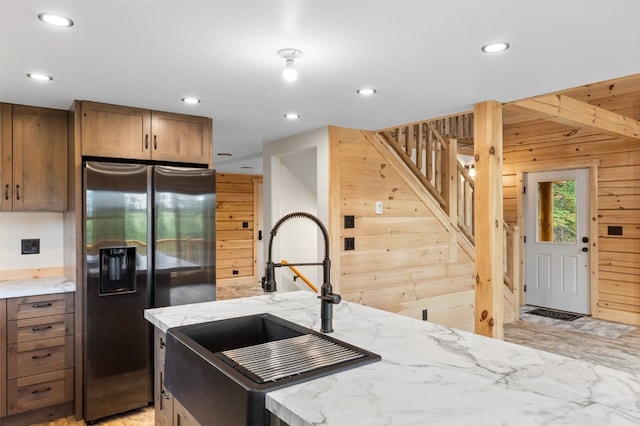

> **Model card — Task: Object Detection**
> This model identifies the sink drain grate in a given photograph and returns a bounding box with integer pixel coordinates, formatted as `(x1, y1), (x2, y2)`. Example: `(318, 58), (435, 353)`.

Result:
(217, 334), (365, 383)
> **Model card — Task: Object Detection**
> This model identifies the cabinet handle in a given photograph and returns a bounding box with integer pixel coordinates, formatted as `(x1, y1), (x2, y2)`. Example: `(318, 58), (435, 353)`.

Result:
(32, 353), (52, 360)
(160, 337), (166, 349)
(31, 302), (53, 308)
(31, 387), (52, 394)
(145, 134), (149, 149)
(32, 325), (53, 332)
(153, 134), (157, 150)
(161, 389), (171, 400)
(4, 184), (8, 200)
(15, 184), (20, 200)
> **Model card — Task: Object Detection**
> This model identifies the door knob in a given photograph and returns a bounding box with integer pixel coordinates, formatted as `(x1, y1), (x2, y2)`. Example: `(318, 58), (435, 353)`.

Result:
(582, 247), (589, 252)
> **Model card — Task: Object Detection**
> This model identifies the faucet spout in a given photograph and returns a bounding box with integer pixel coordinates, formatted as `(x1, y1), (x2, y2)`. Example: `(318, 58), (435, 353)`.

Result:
(261, 212), (341, 333)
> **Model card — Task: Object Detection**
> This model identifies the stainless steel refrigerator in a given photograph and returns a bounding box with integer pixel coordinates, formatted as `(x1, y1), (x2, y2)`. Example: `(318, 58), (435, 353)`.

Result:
(83, 161), (216, 422)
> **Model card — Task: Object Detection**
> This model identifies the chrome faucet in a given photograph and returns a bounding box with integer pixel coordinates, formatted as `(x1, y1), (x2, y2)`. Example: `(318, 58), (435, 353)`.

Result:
(261, 212), (341, 333)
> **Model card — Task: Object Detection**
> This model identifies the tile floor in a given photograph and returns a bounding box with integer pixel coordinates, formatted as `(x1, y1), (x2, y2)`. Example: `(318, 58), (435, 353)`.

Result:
(40, 290), (640, 425)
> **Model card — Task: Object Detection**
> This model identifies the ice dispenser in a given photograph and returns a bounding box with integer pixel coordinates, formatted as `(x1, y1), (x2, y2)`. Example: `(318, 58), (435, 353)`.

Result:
(99, 247), (137, 295)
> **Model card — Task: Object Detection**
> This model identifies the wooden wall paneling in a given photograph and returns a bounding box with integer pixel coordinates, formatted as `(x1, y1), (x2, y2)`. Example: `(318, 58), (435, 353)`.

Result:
(506, 113), (640, 325)
(330, 126), (475, 332)
(215, 174), (261, 283)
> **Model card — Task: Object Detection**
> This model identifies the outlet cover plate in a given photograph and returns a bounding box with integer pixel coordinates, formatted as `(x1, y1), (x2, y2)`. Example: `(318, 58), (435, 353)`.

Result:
(21, 238), (40, 255)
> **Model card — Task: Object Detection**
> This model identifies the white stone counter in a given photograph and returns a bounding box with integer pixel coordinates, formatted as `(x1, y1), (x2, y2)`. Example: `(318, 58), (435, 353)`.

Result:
(144, 291), (640, 426)
(0, 276), (75, 299)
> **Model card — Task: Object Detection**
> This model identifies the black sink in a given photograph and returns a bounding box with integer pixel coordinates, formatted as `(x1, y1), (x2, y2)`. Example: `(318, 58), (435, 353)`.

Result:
(165, 313), (380, 426)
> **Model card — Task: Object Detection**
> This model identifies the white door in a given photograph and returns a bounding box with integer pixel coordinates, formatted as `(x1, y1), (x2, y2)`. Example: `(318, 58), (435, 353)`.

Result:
(525, 169), (590, 314)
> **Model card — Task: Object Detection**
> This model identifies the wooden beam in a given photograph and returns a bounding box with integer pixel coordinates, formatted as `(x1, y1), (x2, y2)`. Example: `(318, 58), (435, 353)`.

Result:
(510, 94), (640, 141)
(473, 100), (504, 339)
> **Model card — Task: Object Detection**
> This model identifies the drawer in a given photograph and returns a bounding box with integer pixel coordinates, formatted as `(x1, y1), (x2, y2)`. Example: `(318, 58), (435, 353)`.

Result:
(7, 368), (74, 415)
(8, 293), (74, 320)
(7, 335), (74, 379)
(7, 313), (74, 344)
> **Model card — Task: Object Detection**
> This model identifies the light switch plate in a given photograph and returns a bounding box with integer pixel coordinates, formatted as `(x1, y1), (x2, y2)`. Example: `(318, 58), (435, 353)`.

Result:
(375, 201), (383, 214)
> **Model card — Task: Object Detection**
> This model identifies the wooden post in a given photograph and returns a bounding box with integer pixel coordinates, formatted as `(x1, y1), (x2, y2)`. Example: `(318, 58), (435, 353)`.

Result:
(446, 138), (458, 222)
(473, 100), (504, 339)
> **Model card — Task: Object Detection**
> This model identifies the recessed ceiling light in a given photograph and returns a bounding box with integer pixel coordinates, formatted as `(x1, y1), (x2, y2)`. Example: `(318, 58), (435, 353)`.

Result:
(182, 97), (201, 104)
(38, 12), (74, 27)
(481, 41), (510, 53)
(27, 73), (53, 81)
(284, 113), (300, 120)
(217, 152), (233, 157)
(357, 88), (377, 95)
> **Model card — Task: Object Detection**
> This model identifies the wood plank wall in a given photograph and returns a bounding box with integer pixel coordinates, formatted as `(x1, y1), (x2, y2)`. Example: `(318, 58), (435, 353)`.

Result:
(329, 126), (475, 331)
(215, 173), (262, 288)
(502, 122), (640, 325)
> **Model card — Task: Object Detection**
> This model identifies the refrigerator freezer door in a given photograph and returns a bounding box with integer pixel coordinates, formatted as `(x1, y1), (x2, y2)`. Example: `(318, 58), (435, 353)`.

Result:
(154, 166), (216, 307)
(84, 162), (151, 422)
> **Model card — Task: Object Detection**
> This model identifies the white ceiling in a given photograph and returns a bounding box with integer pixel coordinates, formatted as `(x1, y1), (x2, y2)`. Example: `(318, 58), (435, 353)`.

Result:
(2, 1), (639, 174)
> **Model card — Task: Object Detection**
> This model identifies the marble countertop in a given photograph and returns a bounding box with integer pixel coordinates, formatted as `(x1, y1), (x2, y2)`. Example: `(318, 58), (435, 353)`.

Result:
(144, 291), (640, 426)
(0, 276), (76, 299)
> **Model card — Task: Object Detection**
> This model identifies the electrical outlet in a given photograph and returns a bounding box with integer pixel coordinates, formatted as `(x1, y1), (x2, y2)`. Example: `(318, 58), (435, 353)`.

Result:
(375, 201), (383, 214)
(344, 215), (355, 229)
(21, 238), (40, 255)
(344, 237), (355, 251)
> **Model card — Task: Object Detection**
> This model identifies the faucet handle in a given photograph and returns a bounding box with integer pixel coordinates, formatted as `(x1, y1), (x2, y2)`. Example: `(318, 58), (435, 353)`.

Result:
(319, 293), (341, 305)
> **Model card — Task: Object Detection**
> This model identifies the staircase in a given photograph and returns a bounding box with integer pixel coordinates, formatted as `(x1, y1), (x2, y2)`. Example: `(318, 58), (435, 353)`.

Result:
(376, 114), (521, 324)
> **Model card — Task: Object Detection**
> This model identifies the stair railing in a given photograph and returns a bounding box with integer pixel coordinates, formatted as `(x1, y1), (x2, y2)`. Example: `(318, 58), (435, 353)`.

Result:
(377, 114), (522, 319)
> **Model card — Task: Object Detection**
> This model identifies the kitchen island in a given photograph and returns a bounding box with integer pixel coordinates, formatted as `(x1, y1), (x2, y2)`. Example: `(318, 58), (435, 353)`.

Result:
(144, 291), (640, 425)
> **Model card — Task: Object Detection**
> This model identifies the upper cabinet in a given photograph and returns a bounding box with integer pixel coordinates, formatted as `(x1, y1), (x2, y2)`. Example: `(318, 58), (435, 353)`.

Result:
(0, 104), (68, 212)
(80, 101), (212, 166)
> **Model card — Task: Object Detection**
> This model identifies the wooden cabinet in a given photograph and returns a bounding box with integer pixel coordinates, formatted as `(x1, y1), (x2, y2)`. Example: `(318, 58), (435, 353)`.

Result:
(80, 101), (212, 166)
(1, 293), (74, 423)
(154, 328), (174, 426)
(173, 398), (201, 426)
(154, 328), (203, 426)
(0, 103), (68, 211)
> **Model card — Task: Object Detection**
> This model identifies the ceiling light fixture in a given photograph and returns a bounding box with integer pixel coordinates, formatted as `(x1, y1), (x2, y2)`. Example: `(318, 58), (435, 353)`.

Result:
(182, 97), (201, 104)
(481, 41), (510, 53)
(27, 73), (53, 81)
(38, 12), (74, 27)
(357, 88), (377, 96)
(278, 48), (302, 82)
(284, 113), (300, 120)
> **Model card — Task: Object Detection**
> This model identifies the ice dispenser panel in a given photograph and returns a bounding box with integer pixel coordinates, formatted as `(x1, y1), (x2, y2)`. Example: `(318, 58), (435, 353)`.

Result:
(99, 247), (137, 295)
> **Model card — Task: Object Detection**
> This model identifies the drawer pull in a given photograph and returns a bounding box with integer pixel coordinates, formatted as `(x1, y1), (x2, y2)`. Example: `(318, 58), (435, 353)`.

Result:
(32, 325), (53, 332)
(161, 389), (171, 400)
(31, 387), (52, 394)
(31, 302), (53, 308)
(32, 353), (52, 360)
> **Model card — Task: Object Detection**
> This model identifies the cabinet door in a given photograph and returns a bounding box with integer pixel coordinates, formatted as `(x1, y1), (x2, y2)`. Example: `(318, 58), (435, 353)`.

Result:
(81, 101), (151, 160)
(1, 103), (12, 211)
(151, 111), (212, 166)
(12, 105), (68, 211)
